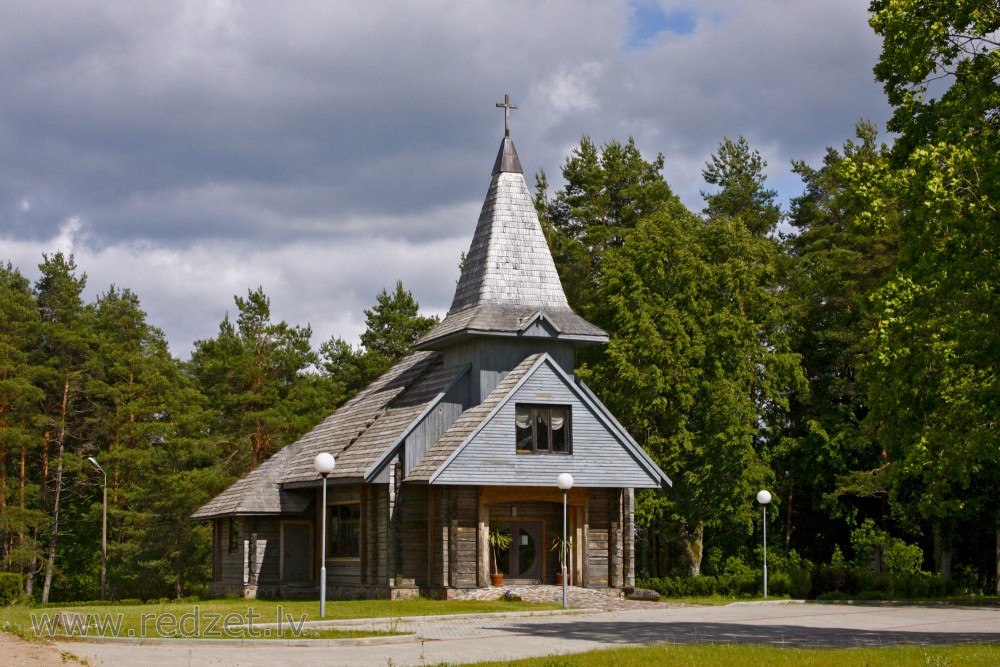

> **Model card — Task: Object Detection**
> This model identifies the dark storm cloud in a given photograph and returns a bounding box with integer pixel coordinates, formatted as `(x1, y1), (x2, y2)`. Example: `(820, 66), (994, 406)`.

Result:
(0, 1), (892, 358)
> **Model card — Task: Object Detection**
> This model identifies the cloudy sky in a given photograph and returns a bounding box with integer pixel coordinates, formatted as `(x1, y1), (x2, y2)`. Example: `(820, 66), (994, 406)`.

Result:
(1, 0), (892, 359)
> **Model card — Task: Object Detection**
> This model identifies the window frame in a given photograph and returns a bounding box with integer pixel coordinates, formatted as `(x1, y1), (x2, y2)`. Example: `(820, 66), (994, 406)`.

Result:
(515, 404), (572, 455)
(228, 517), (240, 554)
(326, 501), (362, 560)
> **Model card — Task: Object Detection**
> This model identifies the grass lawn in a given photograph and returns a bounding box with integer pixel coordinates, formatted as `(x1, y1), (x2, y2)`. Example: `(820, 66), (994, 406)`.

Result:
(0, 597), (561, 640)
(463, 643), (1000, 666)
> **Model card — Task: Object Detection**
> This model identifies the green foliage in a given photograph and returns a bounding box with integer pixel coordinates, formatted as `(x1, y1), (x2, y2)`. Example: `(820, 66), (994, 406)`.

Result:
(187, 287), (324, 471)
(854, 0), (1000, 584)
(535, 136), (682, 321)
(849, 519), (925, 575)
(808, 564), (953, 600)
(320, 281), (437, 398)
(787, 567), (813, 599)
(360, 281), (438, 363)
(0, 572), (24, 604)
(636, 574), (759, 598)
(488, 526), (512, 576)
(777, 123), (897, 563)
(590, 186), (801, 574)
(701, 135), (781, 236)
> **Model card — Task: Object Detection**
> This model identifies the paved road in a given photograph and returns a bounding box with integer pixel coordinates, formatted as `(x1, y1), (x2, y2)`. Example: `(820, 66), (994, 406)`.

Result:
(53, 602), (1000, 666)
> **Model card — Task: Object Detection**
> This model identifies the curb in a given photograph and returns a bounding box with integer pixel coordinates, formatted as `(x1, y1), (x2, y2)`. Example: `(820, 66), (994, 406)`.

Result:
(49, 608), (603, 647)
(270, 607), (602, 629)
(57, 633), (419, 648)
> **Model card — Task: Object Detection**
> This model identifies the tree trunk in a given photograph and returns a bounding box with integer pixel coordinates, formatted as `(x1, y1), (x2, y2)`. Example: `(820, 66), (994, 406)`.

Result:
(681, 520), (704, 577)
(41, 373), (71, 603)
(784, 478), (793, 547)
(932, 523), (953, 581)
(995, 526), (999, 596)
(24, 528), (37, 597)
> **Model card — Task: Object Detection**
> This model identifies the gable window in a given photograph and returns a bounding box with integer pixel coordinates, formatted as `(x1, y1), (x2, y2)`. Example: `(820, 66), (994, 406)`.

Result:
(327, 503), (361, 558)
(515, 404), (571, 454)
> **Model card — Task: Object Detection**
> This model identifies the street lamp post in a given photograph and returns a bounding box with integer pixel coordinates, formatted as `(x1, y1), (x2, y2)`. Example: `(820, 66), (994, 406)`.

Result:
(757, 489), (772, 599)
(556, 473), (574, 609)
(87, 457), (107, 601)
(314, 452), (336, 618)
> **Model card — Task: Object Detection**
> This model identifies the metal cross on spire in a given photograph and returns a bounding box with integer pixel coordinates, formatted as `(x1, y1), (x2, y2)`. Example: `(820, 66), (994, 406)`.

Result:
(496, 94), (517, 136)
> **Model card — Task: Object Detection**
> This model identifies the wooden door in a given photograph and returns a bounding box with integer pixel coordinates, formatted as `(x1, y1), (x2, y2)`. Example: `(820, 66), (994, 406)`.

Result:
(496, 520), (543, 582)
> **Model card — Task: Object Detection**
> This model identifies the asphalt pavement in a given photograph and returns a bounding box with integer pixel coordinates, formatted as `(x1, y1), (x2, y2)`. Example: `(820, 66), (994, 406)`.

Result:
(53, 601), (1000, 666)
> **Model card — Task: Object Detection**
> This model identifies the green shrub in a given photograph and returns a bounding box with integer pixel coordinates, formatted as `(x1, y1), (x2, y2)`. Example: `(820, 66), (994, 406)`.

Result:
(816, 590), (849, 600)
(787, 567), (812, 598)
(0, 573), (24, 605)
(768, 572), (790, 597)
(850, 519), (925, 575)
(809, 565), (859, 598)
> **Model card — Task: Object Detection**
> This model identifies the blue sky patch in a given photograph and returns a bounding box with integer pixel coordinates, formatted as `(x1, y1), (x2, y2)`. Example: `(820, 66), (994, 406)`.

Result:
(625, 1), (696, 51)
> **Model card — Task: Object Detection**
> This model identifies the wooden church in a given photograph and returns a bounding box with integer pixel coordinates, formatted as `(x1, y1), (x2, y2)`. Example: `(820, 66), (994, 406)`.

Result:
(192, 100), (671, 599)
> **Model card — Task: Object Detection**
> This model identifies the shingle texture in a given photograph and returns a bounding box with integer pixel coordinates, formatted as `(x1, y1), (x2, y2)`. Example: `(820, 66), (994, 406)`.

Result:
(192, 351), (461, 519)
(189, 444), (310, 519)
(416, 166), (607, 348)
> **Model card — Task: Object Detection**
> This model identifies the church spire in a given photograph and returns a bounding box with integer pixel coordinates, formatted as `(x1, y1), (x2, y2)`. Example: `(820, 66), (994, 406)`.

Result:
(414, 97), (606, 352)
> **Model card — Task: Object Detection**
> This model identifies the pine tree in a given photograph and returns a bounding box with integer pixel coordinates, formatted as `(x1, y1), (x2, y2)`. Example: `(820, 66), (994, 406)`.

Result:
(188, 287), (323, 472)
(320, 281), (438, 394)
(0, 263), (46, 577)
(32, 253), (92, 602)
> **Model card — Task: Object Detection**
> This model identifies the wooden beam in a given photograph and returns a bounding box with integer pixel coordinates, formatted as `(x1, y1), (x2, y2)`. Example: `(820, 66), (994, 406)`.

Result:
(478, 489), (489, 587)
(480, 486), (587, 506)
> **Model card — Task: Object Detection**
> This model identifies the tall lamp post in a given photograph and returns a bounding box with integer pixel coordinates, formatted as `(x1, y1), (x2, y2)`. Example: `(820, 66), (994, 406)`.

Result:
(87, 457), (107, 601)
(556, 473), (574, 609)
(757, 489), (771, 599)
(314, 452), (336, 618)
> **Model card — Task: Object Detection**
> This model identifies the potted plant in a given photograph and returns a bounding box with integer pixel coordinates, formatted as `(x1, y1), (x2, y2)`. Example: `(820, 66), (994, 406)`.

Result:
(488, 525), (512, 586)
(551, 534), (573, 586)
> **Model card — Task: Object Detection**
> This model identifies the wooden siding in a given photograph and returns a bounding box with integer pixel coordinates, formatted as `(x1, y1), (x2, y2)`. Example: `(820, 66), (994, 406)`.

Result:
(624, 488), (635, 587)
(586, 489), (610, 587)
(432, 359), (661, 488)
(404, 374), (467, 477)
(398, 485), (429, 585)
(363, 484), (390, 585)
(443, 339), (574, 404)
(249, 518), (281, 585)
(218, 518), (243, 584)
(428, 486), (479, 588)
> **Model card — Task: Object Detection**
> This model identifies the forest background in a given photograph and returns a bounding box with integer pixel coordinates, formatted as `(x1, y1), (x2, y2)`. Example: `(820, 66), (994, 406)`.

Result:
(1, 1), (997, 601)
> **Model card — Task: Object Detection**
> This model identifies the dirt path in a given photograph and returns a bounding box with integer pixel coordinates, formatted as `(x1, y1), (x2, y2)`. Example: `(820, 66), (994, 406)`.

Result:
(0, 631), (86, 666)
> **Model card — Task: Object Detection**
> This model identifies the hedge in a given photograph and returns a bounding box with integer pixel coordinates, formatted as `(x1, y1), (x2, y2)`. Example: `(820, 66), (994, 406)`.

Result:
(637, 566), (955, 600)
(0, 573), (24, 605)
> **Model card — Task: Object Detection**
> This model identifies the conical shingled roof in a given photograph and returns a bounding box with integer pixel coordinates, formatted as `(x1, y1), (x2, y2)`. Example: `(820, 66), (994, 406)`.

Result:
(415, 134), (607, 349)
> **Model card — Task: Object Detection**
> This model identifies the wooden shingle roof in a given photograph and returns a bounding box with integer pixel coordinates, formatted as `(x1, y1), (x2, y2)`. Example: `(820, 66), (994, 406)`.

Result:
(189, 444), (310, 519)
(416, 136), (607, 350)
(192, 351), (464, 518)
